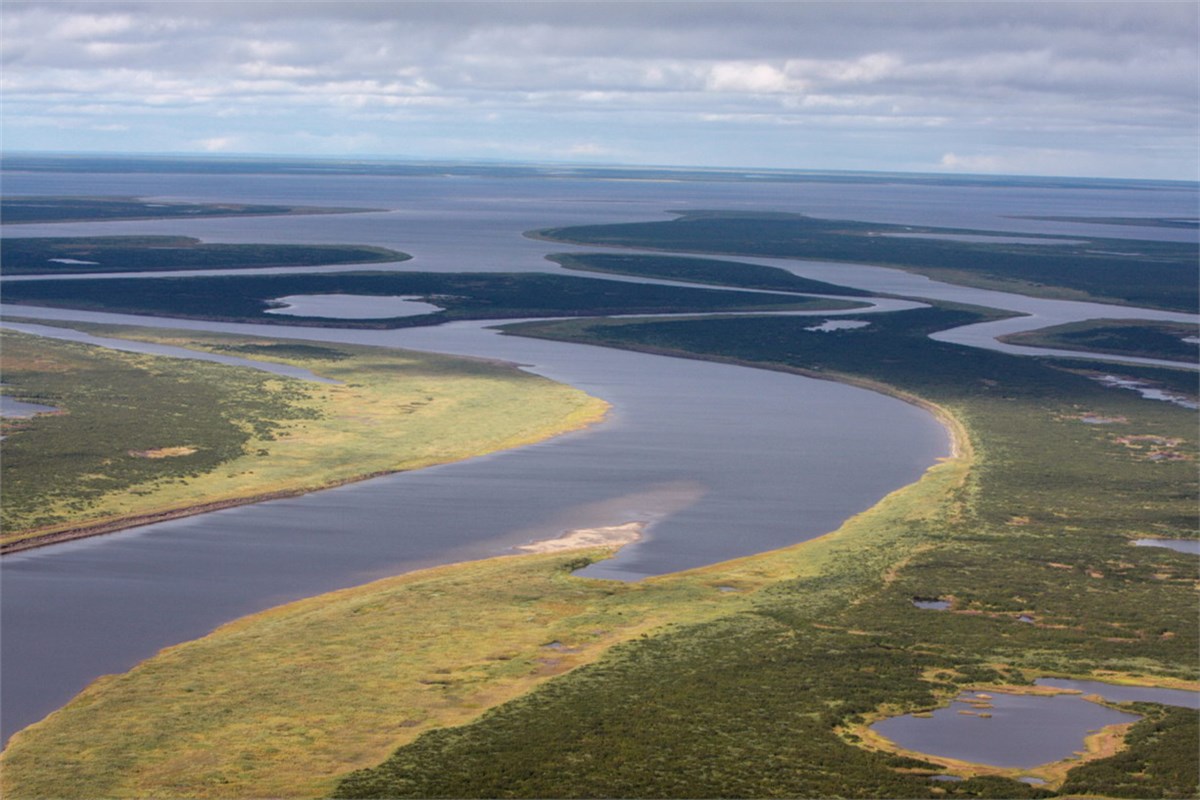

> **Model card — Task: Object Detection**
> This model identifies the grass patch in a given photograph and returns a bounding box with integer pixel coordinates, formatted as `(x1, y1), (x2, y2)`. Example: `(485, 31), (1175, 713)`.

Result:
(0, 326), (608, 549)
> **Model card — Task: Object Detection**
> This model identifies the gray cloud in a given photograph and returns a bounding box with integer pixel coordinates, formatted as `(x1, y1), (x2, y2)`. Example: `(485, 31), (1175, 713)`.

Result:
(2, 1), (1196, 178)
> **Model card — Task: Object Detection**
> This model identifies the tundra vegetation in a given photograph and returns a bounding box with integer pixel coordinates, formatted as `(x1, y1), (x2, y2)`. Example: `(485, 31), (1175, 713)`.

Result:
(533, 210), (1199, 312)
(546, 252), (872, 296)
(0, 269), (862, 326)
(3, 299), (1195, 799)
(0, 327), (607, 550)
(1, 236), (407, 275)
(0, 196), (380, 225)
(999, 319), (1200, 364)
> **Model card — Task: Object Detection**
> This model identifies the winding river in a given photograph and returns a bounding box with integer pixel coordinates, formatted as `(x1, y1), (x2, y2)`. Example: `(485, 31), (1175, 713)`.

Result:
(1, 169), (1195, 744)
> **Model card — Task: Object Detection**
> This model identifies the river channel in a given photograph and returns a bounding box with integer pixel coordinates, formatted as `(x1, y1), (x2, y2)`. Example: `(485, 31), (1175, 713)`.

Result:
(1, 169), (1195, 744)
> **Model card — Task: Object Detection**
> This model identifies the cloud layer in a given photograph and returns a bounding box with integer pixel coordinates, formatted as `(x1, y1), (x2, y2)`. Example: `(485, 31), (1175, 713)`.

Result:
(3, 1), (1196, 178)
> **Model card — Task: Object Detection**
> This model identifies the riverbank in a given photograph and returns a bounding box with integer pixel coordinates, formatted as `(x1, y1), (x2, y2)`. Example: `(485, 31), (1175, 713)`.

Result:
(1, 326), (610, 552)
(323, 305), (1196, 798)
(0, 403), (974, 799)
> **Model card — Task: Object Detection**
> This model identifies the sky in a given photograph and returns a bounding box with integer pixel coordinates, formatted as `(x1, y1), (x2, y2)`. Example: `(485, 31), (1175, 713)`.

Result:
(2, 1), (1197, 180)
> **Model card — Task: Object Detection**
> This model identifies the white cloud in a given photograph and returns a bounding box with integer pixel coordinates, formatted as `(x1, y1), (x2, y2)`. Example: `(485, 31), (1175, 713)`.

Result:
(706, 63), (796, 93)
(194, 136), (239, 152)
(1, 1), (1195, 178)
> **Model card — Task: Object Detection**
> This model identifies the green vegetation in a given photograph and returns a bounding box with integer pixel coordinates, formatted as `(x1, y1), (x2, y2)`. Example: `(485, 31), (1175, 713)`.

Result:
(5, 303), (1195, 799)
(0, 270), (862, 326)
(547, 252), (871, 295)
(0, 389), (975, 799)
(0, 236), (407, 275)
(0, 327), (607, 549)
(1, 196), (378, 225)
(332, 305), (1196, 798)
(1000, 319), (1200, 363)
(1057, 705), (1199, 798)
(1006, 215), (1199, 230)
(533, 210), (1199, 312)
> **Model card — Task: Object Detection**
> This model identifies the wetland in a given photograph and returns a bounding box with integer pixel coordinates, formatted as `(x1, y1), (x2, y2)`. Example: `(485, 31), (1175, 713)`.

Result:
(1, 160), (1196, 799)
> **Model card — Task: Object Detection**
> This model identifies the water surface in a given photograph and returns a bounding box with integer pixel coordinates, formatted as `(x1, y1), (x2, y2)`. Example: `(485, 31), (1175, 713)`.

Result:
(872, 690), (1140, 769)
(0, 308), (948, 742)
(2, 169), (1195, 746)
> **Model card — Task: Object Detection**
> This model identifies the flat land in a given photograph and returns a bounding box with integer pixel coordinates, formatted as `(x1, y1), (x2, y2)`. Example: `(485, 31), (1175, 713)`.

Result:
(0, 269), (863, 327)
(1000, 319), (1200, 363)
(1005, 215), (1199, 230)
(1, 196), (382, 225)
(0, 326), (608, 550)
(1, 236), (408, 276)
(547, 252), (872, 296)
(5, 303), (1196, 799)
(532, 211), (1199, 312)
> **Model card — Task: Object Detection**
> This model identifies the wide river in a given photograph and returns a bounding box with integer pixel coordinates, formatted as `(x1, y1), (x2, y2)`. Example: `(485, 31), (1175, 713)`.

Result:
(1, 169), (1195, 743)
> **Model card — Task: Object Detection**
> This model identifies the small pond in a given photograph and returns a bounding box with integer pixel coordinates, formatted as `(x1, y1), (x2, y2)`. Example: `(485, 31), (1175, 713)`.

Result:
(1093, 375), (1199, 409)
(805, 320), (871, 333)
(912, 598), (950, 610)
(264, 294), (444, 319)
(1133, 538), (1200, 555)
(871, 690), (1140, 769)
(0, 396), (59, 417)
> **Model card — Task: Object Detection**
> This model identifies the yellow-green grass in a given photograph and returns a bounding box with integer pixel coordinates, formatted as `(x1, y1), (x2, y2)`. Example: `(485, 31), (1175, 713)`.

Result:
(0, 326), (608, 549)
(0, 413), (972, 799)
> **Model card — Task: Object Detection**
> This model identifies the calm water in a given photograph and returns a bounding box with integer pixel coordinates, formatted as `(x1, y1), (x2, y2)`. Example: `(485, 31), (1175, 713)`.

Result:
(0, 308), (948, 742)
(1, 169), (1196, 744)
(872, 690), (1141, 769)
(1035, 678), (1200, 708)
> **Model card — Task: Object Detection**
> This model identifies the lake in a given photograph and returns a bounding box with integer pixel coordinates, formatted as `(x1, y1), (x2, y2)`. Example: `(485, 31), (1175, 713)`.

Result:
(871, 689), (1141, 769)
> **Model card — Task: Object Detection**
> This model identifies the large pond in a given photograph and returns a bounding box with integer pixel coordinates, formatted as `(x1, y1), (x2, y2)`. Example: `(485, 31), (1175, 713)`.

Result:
(872, 690), (1140, 770)
(872, 678), (1198, 771)
(1, 170), (1196, 745)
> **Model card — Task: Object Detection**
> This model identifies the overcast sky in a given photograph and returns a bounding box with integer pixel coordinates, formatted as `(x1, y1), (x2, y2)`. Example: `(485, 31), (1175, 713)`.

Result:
(3, 1), (1197, 179)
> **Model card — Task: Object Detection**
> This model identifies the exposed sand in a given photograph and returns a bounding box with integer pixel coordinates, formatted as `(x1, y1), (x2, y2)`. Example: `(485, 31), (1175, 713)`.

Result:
(516, 522), (644, 554)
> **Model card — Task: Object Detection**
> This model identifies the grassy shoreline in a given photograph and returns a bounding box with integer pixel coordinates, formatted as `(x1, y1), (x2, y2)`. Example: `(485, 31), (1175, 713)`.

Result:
(0, 396), (974, 799)
(3, 305), (1195, 798)
(1, 326), (610, 551)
